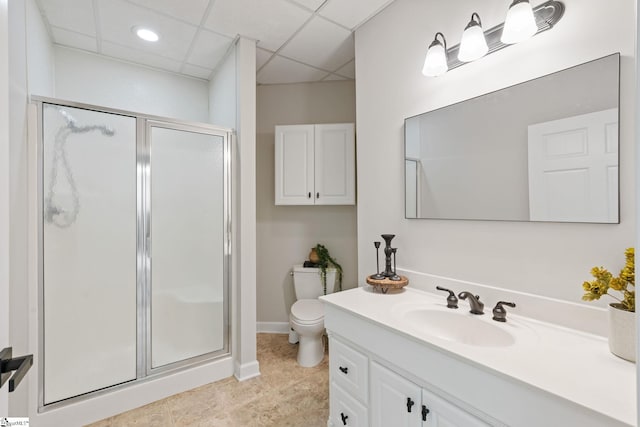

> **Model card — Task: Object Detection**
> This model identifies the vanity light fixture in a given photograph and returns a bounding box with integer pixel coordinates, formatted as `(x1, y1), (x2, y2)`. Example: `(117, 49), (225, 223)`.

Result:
(501, 0), (538, 44)
(133, 26), (159, 42)
(422, 32), (448, 77)
(458, 13), (488, 62)
(422, 0), (564, 77)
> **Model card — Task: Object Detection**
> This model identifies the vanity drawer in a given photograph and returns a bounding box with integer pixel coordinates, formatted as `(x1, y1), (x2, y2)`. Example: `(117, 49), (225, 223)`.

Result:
(330, 382), (368, 427)
(329, 336), (368, 402)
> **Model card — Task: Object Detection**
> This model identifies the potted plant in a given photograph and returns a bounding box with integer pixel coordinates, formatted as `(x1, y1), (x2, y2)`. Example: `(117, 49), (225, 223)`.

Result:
(312, 243), (343, 295)
(582, 247), (636, 362)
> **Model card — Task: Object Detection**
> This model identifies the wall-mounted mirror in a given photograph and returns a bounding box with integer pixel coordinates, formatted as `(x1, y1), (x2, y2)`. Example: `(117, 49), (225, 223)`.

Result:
(404, 53), (620, 223)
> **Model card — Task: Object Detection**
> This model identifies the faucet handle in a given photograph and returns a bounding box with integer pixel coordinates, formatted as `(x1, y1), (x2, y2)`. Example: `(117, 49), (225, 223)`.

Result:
(492, 301), (516, 322)
(435, 286), (458, 309)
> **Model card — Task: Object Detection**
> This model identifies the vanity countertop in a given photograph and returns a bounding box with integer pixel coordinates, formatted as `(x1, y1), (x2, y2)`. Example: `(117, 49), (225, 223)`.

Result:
(321, 286), (636, 426)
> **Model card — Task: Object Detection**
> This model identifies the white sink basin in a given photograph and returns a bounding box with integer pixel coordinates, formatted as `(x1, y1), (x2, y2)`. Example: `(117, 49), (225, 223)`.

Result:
(400, 308), (516, 347)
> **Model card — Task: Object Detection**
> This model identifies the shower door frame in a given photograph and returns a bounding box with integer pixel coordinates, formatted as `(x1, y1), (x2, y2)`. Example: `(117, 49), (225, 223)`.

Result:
(33, 97), (233, 410)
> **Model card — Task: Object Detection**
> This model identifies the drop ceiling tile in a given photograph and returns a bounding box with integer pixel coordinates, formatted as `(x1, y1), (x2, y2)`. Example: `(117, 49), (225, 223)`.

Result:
(257, 55), (327, 84)
(102, 41), (183, 73)
(288, 0), (325, 12)
(204, 0), (312, 51)
(334, 59), (355, 79)
(51, 27), (98, 52)
(182, 64), (212, 80)
(97, 0), (197, 62)
(126, 0), (210, 26)
(279, 16), (353, 72)
(319, 0), (394, 30)
(187, 29), (233, 69)
(37, 0), (96, 36)
(256, 48), (274, 70)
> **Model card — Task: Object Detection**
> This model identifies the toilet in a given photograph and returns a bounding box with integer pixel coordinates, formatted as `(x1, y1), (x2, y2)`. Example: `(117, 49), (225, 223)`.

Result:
(290, 265), (337, 367)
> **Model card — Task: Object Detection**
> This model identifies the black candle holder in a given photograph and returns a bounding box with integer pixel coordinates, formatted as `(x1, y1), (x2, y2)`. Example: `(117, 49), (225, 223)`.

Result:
(381, 234), (395, 278)
(390, 248), (401, 281)
(371, 241), (385, 280)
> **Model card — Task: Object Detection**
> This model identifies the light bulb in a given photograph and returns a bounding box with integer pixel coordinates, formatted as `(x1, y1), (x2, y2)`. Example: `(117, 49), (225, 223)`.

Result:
(458, 13), (488, 62)
(501, 0), (538, 44)
(133, 27), (159, 42)
(422, 33), (448, 77)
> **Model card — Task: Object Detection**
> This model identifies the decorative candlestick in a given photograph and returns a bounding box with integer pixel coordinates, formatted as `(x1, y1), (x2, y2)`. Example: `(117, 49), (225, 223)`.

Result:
(371, 241), (385, 280)
(390, 248), (401, 281)
(381, 234), (395, 278)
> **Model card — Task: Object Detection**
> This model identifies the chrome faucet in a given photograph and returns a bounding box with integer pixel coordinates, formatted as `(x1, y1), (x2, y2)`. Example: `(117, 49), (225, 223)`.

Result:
(458, 292), (484, 315)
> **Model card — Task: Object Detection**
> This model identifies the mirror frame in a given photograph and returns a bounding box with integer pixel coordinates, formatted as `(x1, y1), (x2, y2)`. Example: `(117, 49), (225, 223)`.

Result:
(404, 53), (621, 223)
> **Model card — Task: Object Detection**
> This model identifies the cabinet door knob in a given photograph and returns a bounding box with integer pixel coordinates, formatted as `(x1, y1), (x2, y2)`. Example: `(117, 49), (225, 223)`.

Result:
(406, 397), (415, 412)
(340, 412), (348, 425)
(422, 405), (430, 421)
(316, 192), (320, 199)
(308, 192), (311, 199)
(339, 366), (348, 374)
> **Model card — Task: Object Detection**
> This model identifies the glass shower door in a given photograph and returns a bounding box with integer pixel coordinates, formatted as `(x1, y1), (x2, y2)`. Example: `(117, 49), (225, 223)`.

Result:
(42, 104), (137, 404)
(148, 123), (228, 369)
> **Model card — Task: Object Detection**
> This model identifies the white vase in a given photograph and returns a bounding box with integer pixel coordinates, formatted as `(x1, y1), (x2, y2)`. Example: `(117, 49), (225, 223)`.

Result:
(608, 303), (636, 362)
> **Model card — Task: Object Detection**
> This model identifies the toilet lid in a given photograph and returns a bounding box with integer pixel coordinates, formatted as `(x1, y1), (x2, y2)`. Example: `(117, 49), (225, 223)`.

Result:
(291, 299), (324, 322)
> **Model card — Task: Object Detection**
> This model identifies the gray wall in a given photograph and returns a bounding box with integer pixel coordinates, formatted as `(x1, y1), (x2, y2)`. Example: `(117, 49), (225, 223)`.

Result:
(256, 80), (357, 325)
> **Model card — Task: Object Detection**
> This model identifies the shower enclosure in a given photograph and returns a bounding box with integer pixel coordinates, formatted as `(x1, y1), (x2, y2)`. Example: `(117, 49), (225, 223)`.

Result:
(35, 99), (231, 406)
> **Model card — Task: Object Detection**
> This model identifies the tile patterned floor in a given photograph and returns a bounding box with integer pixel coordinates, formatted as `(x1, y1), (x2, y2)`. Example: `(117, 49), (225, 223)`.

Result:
(87, 334), (329, 427)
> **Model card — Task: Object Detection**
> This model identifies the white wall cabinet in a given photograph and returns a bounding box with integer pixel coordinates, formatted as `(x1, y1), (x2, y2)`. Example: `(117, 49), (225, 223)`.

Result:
(275, 123), (355, 205)
(328, 335), (488, 427)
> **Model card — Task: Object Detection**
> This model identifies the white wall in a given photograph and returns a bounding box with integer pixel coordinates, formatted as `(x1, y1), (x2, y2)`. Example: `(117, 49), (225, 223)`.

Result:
(233, 37), (259, 381)
(209, 46), (237, 129)
(256, 80), (357, 325)
(0, 0), (11, 416)
(8, 0), (54, 416)
(54, 47), (208, 122)
(355, 0), (635, 305)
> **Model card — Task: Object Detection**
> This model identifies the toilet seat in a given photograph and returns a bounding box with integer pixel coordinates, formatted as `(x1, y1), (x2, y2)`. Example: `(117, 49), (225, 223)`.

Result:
(290, 299), (324, 324)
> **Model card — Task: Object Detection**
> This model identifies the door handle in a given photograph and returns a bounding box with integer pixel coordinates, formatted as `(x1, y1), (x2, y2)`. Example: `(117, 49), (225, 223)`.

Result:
(0, 347), (33, 392)
(406, 397), (415, 412)
(422, 405), (430, 421)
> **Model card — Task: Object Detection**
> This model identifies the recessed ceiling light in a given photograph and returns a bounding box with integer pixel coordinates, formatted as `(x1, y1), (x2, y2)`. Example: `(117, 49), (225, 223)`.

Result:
(133, 26), (159, 42)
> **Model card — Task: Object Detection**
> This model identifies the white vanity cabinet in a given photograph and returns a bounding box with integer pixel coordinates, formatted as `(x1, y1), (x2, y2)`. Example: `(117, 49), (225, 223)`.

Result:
(328, 333), (489, 427)
(274, 123), (355, 205)
(322, 287), (636, 427)
(371, 362), (489, 427)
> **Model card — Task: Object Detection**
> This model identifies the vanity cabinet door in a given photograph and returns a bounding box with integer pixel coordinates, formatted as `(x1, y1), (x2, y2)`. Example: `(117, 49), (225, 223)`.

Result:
(421, 388), (490, 427)
(371, 362), (422, 427)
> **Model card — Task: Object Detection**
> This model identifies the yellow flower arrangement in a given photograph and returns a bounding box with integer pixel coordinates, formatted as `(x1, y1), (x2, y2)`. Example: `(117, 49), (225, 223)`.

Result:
(582, 247), (635, 312)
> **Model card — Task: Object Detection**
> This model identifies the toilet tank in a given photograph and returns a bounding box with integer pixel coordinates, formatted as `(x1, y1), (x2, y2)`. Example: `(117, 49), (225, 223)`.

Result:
(292, 265), (338, 299)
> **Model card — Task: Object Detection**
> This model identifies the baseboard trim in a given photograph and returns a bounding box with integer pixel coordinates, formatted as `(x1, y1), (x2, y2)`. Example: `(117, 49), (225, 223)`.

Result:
(234, 360), (261, 382)
(257, 321), (291, 334)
